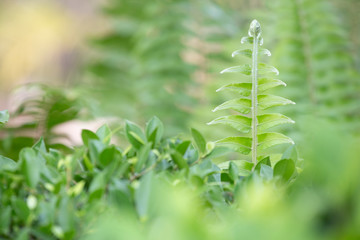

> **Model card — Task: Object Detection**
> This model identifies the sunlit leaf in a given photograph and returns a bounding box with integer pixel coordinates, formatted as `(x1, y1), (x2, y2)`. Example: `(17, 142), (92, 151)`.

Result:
(258, 95), (295, 109)
(257, 113), (295, 131)
(216, 83), (251, 97)
(258, 78), (286, 92)
(232, 48), (271, 58)
(220, 64), (251, 75)
(216, 137), (252, 155)
(208, 115), (251, 133)
(218, 160), (253, 176)
(212, 98), (251, 114)
(258, 133), (294, 150)
(258, 63), (279, 75)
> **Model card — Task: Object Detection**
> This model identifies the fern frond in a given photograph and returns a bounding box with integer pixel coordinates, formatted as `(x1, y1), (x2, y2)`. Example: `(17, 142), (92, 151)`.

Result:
(209, 20), (295, 168)
(272, 0), (360, 132)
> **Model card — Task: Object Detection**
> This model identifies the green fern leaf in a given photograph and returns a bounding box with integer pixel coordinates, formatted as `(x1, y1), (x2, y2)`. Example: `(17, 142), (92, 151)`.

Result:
(207, 115), (251, 133)
(210, 19), (295, 171)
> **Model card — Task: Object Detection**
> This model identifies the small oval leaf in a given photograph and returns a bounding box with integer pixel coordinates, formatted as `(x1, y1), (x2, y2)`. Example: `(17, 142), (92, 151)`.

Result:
(81, 130), (99, 147)
(191, 128), (207, 155)
(274, 159), (295, 182)
(125, 120), (146, 150)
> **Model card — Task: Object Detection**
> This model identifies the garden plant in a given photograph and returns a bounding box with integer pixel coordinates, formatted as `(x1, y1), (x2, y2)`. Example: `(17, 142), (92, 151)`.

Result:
(0, 13), (359, 240)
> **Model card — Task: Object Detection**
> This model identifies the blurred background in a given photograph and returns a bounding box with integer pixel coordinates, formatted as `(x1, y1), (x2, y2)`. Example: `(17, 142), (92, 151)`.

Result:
(1, 1), (360, 239)
(0, 0), (359, 156)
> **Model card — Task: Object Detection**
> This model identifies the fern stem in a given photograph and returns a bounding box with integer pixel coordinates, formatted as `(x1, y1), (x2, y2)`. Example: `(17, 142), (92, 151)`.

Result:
(251, 26), (259, 167)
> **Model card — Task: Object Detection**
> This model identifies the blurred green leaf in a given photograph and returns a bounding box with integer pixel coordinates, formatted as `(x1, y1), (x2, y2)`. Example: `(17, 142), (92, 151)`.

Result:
(0, 206), (11, 234)
(135, 171), (153, 220)
(135, 143), (151, 173)
(0, 155), (17, 171)
(229, 161), (239, 182)
(171, 151), (188, 170)
(255, 156), (271, 172)
(96, 125), (112, 145)
(81, 130), (99, 147)
(260, 164), (273, 181)
(274, 159), (295, 182)
(99, 146), (117, 167)
(20, 148), (41, 188)
(191, 128), (206, 155)
(145, 116), (164, 145)
(125, 121), (146, 149)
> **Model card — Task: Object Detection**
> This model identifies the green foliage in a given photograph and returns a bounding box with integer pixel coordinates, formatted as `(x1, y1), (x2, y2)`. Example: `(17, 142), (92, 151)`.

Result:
(272, 0), (360, 131)
(1, 118), (359, 239)
(88, 0), (197, 133)
(1, 2), (360, 239)
(0, 118), (237, 239)
(0, 84), (86, 158)
(209, 20), (295, 168)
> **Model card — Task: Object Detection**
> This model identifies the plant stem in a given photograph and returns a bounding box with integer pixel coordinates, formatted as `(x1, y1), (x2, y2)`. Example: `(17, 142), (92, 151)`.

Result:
(251, 34), (259, 167)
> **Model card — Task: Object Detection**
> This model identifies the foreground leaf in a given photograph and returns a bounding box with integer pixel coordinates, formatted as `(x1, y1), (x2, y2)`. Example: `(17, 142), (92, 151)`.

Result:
(125, 120), (146, 150)
(191, 128), (206, 155)
(274, 159), (295, 182)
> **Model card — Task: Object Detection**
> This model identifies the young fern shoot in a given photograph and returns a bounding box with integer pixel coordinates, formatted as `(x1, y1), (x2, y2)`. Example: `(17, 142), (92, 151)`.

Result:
(209, 20), (295, 168)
